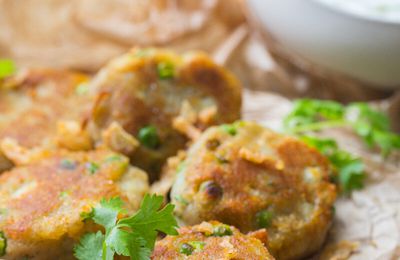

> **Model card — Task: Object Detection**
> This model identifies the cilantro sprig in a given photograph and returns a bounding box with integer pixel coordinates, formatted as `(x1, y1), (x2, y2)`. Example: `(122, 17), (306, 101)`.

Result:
(284, 99), (400, 193)
(74, 194), (178, 260)
(300, 136), (365, 194)
(284, 99), (400, 156)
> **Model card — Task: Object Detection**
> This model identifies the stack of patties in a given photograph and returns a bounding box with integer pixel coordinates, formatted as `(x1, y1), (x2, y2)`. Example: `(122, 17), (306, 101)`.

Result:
(0, 48), (243, 259)
(0, 48), (337, 259)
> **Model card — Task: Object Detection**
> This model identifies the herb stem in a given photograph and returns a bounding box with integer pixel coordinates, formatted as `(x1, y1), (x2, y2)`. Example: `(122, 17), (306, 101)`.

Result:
(288, 120), (348, 134)
(102, 241), (107, 260)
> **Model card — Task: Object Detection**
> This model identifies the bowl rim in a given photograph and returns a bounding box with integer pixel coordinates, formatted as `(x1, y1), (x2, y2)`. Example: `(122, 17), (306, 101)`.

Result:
(310, 0), (400, 26)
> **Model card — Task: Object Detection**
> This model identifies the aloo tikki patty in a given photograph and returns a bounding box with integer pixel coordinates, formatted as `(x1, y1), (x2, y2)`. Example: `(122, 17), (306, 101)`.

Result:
(0, 149), (148, 259)
(87, 48), (242, 180)
(170, 121), (337, 260)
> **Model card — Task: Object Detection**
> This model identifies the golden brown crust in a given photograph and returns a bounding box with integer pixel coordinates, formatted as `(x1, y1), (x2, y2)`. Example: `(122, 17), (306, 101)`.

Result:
(0, 69), (93, 172)
(170, 121), (337, 260)
(0, 149), (148, 258)
(152, 221), (274, 260)
(0, 69), (91, 148)
(88, 48), (242, 180)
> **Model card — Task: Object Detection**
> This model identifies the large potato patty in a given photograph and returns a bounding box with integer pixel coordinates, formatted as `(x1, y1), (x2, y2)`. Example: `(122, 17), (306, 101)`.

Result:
(0, 149), (148, 259)
(88, 48), (242, 180)
(170, 121), (337, 259)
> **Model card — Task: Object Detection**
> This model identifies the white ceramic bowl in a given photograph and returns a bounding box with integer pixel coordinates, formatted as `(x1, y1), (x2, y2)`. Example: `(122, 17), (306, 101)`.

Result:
(247, 0), (400, 89)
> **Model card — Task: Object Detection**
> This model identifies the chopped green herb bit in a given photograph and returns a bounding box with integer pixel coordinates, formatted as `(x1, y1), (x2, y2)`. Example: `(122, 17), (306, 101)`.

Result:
(256, 210), (273, 228)
(75, 83), (89, 95)
(180, 243), (194, 256)
(138, 126), (160, 149)
(174, 195), (189, 206)
(74, 194), (178, 260)
(212, 225), (232, 237)
(221, 124), (237, 136)
(104, 155), (122, 163)
(187, 241), (206, 252)
(0, 231), (7, 257)
(59, 191), (70, 199)
(157, 61), (175, 79)
(85, 162), (99, 175)
(0, 59), (15, 79)
(60, 159), (77, 170)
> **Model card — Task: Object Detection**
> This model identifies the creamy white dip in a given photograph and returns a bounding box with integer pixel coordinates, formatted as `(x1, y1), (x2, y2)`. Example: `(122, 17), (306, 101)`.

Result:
(317, 0), (400, 23)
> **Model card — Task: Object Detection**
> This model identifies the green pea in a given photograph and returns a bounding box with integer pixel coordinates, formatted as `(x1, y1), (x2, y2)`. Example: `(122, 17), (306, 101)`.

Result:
(256, 210), (274, 228)
(138, 126), (160, 149)
(221, 124), (237, 136)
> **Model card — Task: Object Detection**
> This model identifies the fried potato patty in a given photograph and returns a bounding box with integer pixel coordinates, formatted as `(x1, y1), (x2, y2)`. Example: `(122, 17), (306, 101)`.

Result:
(0, 149), (148, 259)
(170, 121), (337, 260)
(152, 221), (274, 260)
(88, 48), (242, 180)
(0, 69), (93, 171)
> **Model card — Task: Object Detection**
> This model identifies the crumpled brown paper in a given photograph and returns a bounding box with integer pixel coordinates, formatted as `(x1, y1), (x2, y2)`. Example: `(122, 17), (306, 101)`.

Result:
(1, 0), (400, 258)
(244, 90), (400, 259)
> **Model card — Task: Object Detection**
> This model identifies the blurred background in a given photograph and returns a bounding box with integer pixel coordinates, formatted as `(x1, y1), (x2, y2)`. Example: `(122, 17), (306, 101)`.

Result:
(0, 0), (399, 103)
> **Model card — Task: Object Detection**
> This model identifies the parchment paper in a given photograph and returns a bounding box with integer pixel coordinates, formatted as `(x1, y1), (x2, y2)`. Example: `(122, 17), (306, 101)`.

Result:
(1, 0), (399, 258)
(243, 90), (400, 259)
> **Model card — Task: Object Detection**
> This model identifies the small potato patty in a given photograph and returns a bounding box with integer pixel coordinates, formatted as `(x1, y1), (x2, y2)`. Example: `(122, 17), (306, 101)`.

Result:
(88, 48), (242, 180)
(170, 121), (337, 260)
(0, 69), (93, 171)
(0, 149), (148, 259)
(152, 221), (274, 260)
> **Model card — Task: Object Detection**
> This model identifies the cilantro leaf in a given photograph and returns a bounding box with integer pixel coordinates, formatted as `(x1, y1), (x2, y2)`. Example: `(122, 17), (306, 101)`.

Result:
(74, 195), (178, 260)
(118, 194), (178, 249)
(301, 136), (366, 194)
(74, 231), (105, 260)
(285, 99), (400, 156)
(106, 228), (151, 259)
(92, 197), (125, 232)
